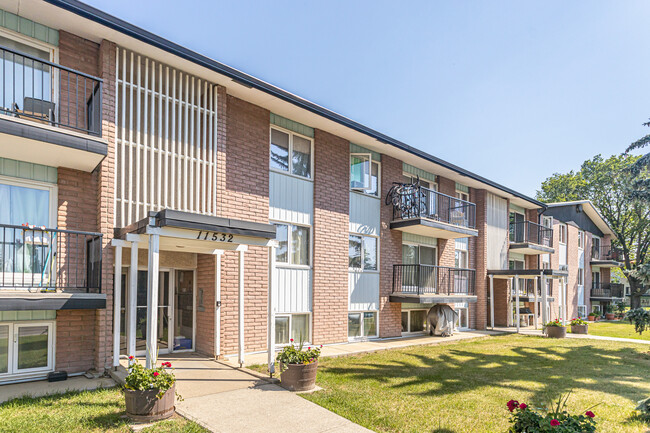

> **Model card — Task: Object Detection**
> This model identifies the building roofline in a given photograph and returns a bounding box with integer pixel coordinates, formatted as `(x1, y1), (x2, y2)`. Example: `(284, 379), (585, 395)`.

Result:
(46, 0), (545, 208)
(544, 200), (617, 238)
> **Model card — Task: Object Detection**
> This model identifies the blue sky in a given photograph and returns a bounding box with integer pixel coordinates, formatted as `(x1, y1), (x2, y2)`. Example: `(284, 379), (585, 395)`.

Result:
(86, 0), (650, 198)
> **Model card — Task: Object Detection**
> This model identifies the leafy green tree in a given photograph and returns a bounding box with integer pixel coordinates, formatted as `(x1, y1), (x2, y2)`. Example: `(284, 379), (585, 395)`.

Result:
(536, 154), (650, 309)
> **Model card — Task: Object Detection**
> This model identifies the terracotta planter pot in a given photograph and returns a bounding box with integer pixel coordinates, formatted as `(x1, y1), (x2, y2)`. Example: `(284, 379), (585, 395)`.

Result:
(125, 383), (175, 422)
(280, 361), (318, 392)
(605, 313), (616, 320)
(587, 315), (596, 321)
(545, 326), (567, 338)
(571, 324), (588, 334)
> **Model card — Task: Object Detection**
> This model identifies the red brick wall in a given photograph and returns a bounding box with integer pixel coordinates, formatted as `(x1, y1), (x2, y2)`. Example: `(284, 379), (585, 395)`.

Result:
(379, 155), (402, 337)
(56, 310), (96, 374)
(437, 176), (457, 270)
(312, 129), (349, 344)
(473, 189), (488, 330)
(195, 254), (215, 356)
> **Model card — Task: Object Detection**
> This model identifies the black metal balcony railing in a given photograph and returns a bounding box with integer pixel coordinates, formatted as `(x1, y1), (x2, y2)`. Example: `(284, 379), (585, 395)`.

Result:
(511, 278), (553, 298)
(393, 264), (476, 296)
(0, 45), (102, 136)
(591, 282), (624, 298)
(509, 220), (553, 248)
(0, 223), (102, 292)
(387, 184), (476, 229)
(592, 244), (622, 262)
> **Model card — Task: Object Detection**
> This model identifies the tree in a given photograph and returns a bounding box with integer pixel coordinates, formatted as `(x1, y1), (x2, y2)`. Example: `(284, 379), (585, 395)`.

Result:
(626, 118), (650, 201)
(536, 154), (650, 309)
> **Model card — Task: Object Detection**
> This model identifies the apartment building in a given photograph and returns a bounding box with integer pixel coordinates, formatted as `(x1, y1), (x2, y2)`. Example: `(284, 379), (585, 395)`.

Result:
(0, 0), (605, 384)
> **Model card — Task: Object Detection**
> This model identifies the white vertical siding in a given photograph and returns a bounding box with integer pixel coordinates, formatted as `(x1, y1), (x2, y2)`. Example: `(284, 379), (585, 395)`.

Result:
(487, 193), (508, 270)
(349, 192), (380, 236)
(274, 268), (312, 313)
(269, 172), (313, 225)
(348, 272), (379, 311)
(115, 47), (218, 227)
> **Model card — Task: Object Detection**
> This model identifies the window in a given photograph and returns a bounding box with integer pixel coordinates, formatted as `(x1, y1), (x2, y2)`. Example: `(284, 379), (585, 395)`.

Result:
(456, 191), (469, 202)
(348, 312), (377, 338)
(349, 234), (378, 271)
(577, 305), (587, 318)
(270, 127), (312, 179)
(455, 250), (468, 269)
(559, 224), (567, 244)
(578, 231), (584, 249)
(0, 321), (55, 377)
(275, 314), (310, 344)
(592, 236), (601, 259)
(509, 260), (525, 270)
(273, 223), (310, 266)
(350, 154), (380, 196)
(592, 271), (600, 288)
(403, 174), (432, 190)
(542, 216), (553, 229)
(577, 268), (584, 286)
(401, 310), (427, 333)
(509, 212), (525, 242)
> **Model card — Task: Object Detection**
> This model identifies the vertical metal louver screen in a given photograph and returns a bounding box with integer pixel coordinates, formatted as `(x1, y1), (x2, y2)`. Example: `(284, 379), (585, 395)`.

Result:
(115, 47), (218, 227)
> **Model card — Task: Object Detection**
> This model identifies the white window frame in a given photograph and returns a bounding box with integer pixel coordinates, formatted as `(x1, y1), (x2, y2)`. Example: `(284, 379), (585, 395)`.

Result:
(272, 221), (312, 269)
(351, 154), (381, 197)
(592, 235), (601, 259)
(269, 126), (314, 181)
(274, 313), (312, 346)
(578, 230), (584, 250)
(402, 172), (437, 192)
(577, 268), (584, 286)
(401, 309), (428, 334)
(349, 233), (379, 272)
(559, 223), (567, 245)
(577, 305), (587, 318)
(456, 190), (470, 202)
(542, 216), (553, 229)
(0, 175), (58, 227)
(348, 310), (379, 340)
(402, 242), (438, 266)
(0, 321), (56, 380)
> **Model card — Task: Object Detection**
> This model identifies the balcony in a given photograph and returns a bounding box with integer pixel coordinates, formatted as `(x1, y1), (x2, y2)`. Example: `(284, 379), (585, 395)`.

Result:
(387, 185), (478, 239)
(591, 245), (623, 267)
(0, 223), (105, 310)
(511, 279), (554, 301)
(509, 220), (554, 255)
(591, 282), (624, 300)
(390, 264), (477, 303)
(0, 45), (106, 172)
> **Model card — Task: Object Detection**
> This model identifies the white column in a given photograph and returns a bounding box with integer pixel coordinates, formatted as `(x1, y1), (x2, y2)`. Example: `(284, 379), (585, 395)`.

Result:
(111, 240), (126, 369)
(541, 272), (548, 325)
(515, 276), (520, 333)
(508, 278), (513, 327)
(562, 277), (568, 325)
(146, 234), (160, 369)
(268, 245), (276, 374)
(127, 240), (139, 360)
(533, 277), (539, 330)
(489, 275), (495, 330)
(214, 250), (224, 359)
(238, 246), (247, 367)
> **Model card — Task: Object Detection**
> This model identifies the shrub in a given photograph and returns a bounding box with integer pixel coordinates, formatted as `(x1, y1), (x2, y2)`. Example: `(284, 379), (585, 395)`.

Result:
(569, 318), (587, 326)
(276, 339), (322, 371)
(544, 319), (565, 328)
(507, 394), (597, 433)
(626, 308), (650, 334)
(124, 357), (176, 399)
(591, 307), (601, 317)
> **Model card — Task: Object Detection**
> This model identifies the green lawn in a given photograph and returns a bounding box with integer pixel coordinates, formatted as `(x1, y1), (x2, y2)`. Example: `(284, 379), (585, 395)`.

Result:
(584, 320), (650, 341)
(0, 387), (207, 433)
(297, 334), (650, 433)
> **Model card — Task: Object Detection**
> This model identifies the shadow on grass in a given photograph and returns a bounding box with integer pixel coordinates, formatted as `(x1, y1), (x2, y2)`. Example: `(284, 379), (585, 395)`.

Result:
(317, 335), (650, 408)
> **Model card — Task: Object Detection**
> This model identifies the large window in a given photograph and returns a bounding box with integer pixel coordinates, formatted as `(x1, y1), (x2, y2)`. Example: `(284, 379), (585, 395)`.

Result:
(401, 309), (427, 333)
(349, 234), (378, 271)
(270, 127), (312, 179)
(509, 212), (525, 242)
(275, 314), (310, 345)
(348, 311), (377, 339)
(559, 224), (567, 244)
(350, 154), (380, 196)
(274, 223), (310, 266)
(0, 321), (55, 377)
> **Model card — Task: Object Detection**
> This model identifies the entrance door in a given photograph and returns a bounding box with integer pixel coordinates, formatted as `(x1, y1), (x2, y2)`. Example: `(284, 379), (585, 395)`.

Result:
(173, 270), (195, 351)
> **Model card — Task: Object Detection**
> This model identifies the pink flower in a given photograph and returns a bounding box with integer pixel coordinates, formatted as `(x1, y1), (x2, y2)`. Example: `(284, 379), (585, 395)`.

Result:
(519, 403), (527, 410)
(320, 345), (323, 348)
(153, 371), (160, 377)
(129, 355), (134, 360)
(507, 400), (519, 412)
(550, 419), (560, 427)
(585, 411), (595, 418)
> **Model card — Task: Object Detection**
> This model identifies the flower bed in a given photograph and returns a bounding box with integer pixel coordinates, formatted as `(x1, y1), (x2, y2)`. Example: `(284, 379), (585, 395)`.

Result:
(507, 396), (597, 432)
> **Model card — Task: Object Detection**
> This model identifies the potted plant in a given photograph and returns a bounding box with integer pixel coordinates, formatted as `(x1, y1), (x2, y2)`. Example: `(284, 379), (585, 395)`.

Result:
(604, 304), (616, 321)
(615, 301), (626, 319)
(544, 319), (567, 338)
(570, 317), (588, 334)
(124, 357), (177, 421)
(276, 339), (322, 392)
(589, 307), (601, 321)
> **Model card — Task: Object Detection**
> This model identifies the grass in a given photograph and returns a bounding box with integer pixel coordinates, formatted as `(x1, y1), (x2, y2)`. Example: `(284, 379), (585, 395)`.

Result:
(584, 320), (650, 341)
(0, 387), (208, 433)
(289, 334), (650, 433)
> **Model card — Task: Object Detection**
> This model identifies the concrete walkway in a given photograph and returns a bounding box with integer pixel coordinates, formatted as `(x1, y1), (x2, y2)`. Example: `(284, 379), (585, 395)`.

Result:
(0, 375), (115, 404)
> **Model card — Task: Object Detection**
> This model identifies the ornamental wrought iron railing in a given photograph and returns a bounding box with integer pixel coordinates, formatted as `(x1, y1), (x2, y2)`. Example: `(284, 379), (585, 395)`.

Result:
(509, 220), (553, 247)
(392, 264), (476, 296)
(591, 282), (624, 299)
(386, 180), (476, 229)
(591, 244), (622, 262)
(0, 223), (102, 292)
(0, 44), (102, 136)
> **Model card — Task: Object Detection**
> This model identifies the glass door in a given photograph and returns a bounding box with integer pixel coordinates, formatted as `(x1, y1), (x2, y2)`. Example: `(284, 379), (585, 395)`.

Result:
(135, 270), (171, 356)
(173, 270), (194, 351)
(13, 323), (53, 374)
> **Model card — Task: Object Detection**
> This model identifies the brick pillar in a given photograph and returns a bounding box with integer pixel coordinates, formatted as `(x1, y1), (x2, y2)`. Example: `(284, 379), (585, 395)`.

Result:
(473, 189), (488, 330)
(379, 155), (402, 338)
(95, 39), (117, 372)
(195, 254), (216, 356)
(312, 129), (349, 344)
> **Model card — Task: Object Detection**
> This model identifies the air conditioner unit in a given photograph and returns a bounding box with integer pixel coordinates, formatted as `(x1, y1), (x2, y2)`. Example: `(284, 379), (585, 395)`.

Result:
(559, 264), (568, 271)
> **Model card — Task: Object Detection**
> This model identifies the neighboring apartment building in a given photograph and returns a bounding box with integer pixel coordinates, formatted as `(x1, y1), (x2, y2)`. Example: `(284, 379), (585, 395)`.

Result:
(0, 0), (608, 384)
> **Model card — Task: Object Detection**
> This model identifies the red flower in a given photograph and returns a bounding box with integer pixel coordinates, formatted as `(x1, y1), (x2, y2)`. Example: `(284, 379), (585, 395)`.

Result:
(320, 345), (323, 348)
(507, 400), (519, 412)
(153, 371), (160, 377)
(550, 419), (560, 427)
(129, 355), (134, 360)
(519, 403), (527, 410)
(290, 339), (294, 342)
(585, 411), (595, 418)
(161, 362), (172, 368)
(308, 347), (311, 350)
